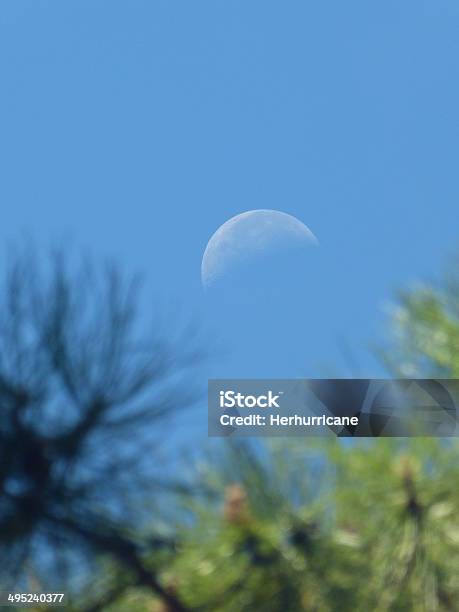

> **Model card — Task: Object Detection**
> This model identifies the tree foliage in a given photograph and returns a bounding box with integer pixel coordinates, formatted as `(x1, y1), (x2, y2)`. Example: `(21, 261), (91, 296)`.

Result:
(105, 268), (459, 612)
(156, 438), (458, 612)
(0, 245), (200, 611)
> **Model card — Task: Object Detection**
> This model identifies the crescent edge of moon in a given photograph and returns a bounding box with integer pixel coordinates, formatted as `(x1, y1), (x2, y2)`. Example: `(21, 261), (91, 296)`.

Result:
(201, 209), (318, 288)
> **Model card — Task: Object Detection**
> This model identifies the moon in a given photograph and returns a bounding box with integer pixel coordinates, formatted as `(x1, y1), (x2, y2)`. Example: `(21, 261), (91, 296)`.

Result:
(201, 209), (318, 288)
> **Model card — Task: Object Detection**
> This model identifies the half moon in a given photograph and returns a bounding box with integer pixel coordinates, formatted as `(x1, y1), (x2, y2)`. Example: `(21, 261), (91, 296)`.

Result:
(201, 209), (318, 288)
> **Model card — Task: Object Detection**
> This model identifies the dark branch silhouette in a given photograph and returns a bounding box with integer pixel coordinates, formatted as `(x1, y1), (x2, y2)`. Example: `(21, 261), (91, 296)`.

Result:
(0, 244), (200, 611)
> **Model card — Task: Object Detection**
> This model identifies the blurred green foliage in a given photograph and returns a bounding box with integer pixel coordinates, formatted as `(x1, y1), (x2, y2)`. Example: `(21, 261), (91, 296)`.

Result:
(383, 275), (459, 377)
(168, 439), (459, 612)
(101, 438), (459, 612)
(84, 273), (459, 611)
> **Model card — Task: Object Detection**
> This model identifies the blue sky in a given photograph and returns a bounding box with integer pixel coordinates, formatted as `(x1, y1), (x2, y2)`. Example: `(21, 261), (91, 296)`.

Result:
(1, 1), (459, 386)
